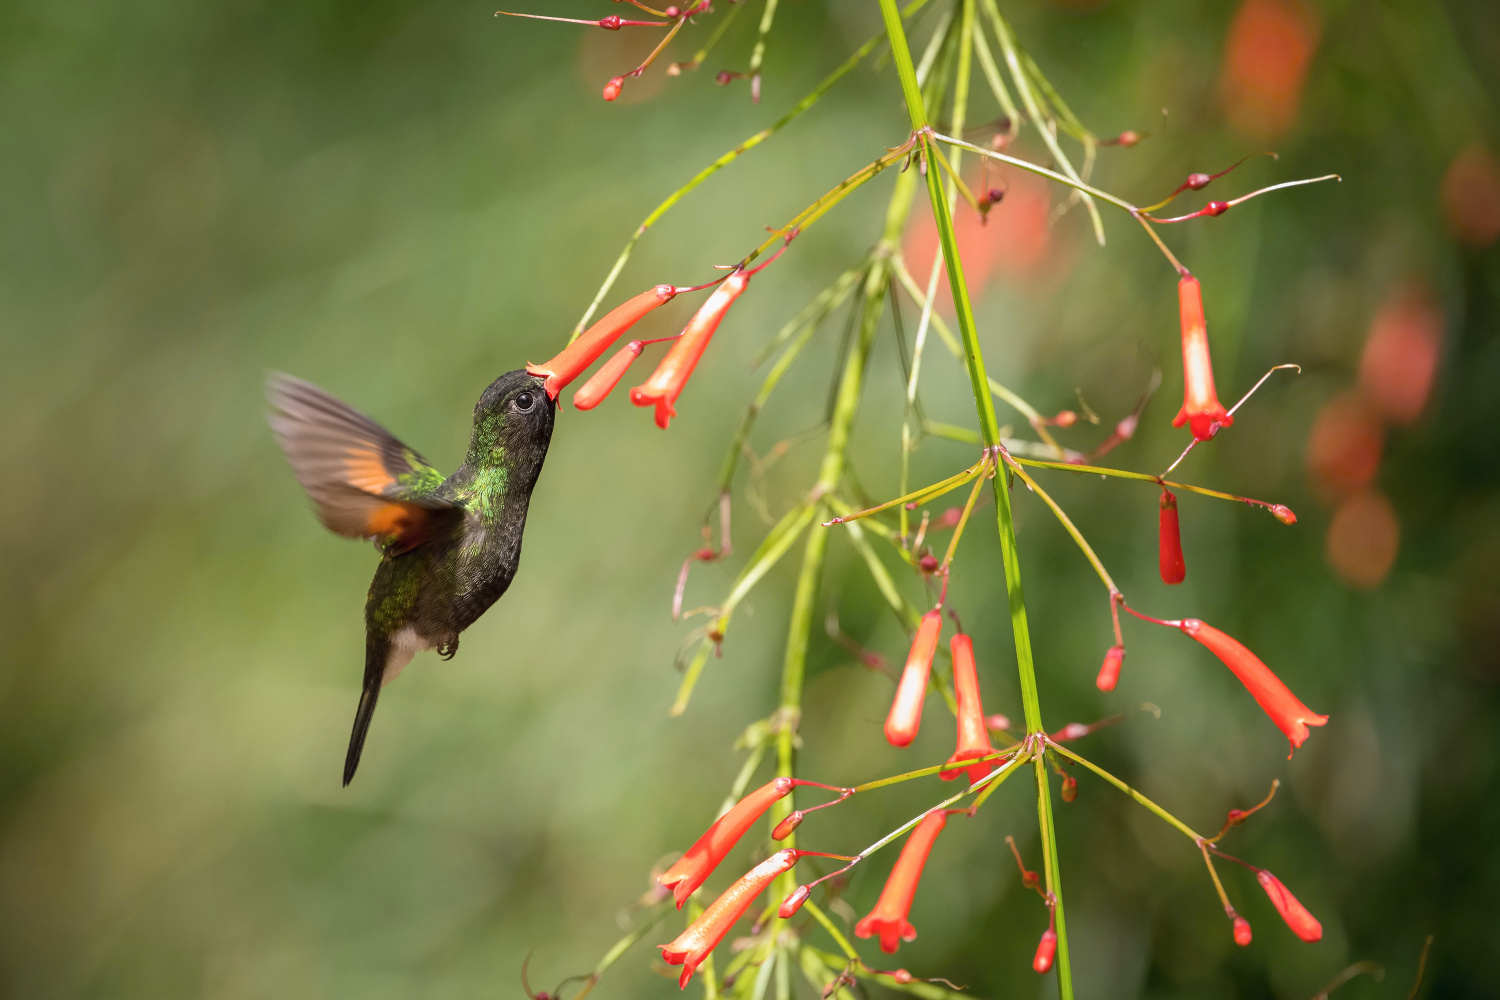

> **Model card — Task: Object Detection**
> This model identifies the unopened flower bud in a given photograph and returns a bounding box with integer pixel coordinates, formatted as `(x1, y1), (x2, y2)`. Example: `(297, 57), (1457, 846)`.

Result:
(1226, 808), (1247, 825)
(1058, 722), (1089, 741)
(918, 554), (940, 574)
(1060, 775), (1078, 802)
(1052, 409), (1077, 428)
(1033, 929), (1058, 973)
(771, 811), (804, 841)
(778, 884), (810, 919)
(1187, 172), (1212, 190)
(664, 5), (681, 15)
(893, 970), (913, 985)
(603, 76), (625, 101)
(715, 70), (732, 85)
(985, 713), (1012, 732)
(600, 15), (623, 29)
(1270, 504), (1297, 525)
(1233, 915), (1252, 946)
(1204, 200), (1229, 216)
(1096, 644), (1125, 692)
(1116, 130), (1140, 147)
(1159, 489), (1187, 585)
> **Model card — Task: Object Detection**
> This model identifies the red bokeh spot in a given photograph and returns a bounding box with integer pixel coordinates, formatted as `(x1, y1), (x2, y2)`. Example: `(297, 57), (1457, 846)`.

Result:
(903, 167), (1068, 308)
(1359, 284), (1443, 426)
(1326, 489), (1399, 590)
(1220, 0), (1320, 138)
(1305, 391), (1383, 501)
(1441, 145), (1500, 249)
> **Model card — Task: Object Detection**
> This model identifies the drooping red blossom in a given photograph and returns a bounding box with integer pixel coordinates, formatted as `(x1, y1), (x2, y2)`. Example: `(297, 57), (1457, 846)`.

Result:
(528, 284), (676, 398)
(941, 633), (997, 784)
(657, 777), (793, 908)
(1172, 275), (1234, 442)
(1096, 644), (1125, 692)
(631, 268), (751, 428)
(1233, 915), (1253, 946)
(1179, 619), (1328, 754)
(1033, 929), (1058, 973)
(1159, 489), (1187, 585)
(885, 610), (943, 748)
(1256, 870), (1323, 942)
(855, 810), (947, 954)
(659, 850), (801, 988)
(573, 340), (646, 410)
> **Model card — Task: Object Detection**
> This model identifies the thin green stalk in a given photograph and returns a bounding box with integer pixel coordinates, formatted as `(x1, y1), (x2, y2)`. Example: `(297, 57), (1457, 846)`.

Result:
(1005, 455), (1116, 592)
(748, 0), (780, 79)
(876, 1), (1072, 993)
(570, 0), (936, 338)
(1049, 740), (1204, 842)
(1013, 455), (1294, 512)
(1034, 754), (1073, 989)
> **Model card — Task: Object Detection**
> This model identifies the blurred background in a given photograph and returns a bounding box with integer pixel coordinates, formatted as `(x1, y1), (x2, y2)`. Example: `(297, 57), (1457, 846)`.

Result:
(1, 0), (1497, 997)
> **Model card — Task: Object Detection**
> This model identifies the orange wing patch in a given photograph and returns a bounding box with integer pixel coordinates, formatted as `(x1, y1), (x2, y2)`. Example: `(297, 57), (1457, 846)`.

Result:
(345, 447), (398, 494)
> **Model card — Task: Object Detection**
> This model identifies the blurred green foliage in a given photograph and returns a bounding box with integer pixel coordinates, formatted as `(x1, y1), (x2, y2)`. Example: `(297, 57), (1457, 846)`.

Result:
(1, 0), (1497, 998)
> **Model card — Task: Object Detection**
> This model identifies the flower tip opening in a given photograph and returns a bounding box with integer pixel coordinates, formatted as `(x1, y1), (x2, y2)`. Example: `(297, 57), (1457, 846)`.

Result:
(1233, 915), (1253, 947)
(1096, 645), (1125, 692)
(1033, 929), (1058, 973)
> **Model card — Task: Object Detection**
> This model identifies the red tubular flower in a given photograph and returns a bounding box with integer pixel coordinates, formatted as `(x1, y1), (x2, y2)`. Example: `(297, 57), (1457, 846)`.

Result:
(885, 610), (943, 748)
(1159, 489), (1187, 585)
(1033, 929), (1058, 973)
(941, 633), (997, 784)
(573, 340), (645, 410)
(1233, 915), (1253, 946)
(657, 777), (793, 909)
(855, 810), (947, 954)
(1256, 870), (1323, 942)
(631, 269), (750, 429)
(1172, 275), (1234, 441)
(1096, 644), (1125, 692)
(660, 850), (800, 988)
(528, 285), (676, 399)
(1179, 619), (1328, 754)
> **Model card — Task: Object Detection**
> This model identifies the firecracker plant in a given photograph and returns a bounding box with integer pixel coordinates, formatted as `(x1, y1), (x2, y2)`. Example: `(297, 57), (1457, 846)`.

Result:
(506, 2), (1341, 998)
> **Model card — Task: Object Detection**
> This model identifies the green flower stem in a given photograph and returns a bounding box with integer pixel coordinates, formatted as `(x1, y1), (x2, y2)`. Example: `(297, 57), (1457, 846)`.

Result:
(748, 0), (780, 78)
(1005, 455), (1116, 593)
(803, 901), (861, 962)
(570, 0), (936, 340)
(933, 132), (1135, 213)
(1013, 455), (1295, 512)
(1033, 753), (1072, 987)
(876, 1), (1072, 993)
(1048, 740), (1204, 842)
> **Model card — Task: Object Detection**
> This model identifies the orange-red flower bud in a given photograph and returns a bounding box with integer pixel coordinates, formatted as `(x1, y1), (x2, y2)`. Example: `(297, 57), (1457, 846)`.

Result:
(631, 269), (750, 428)
(573, 340), (645, 410)
(1159, 489), (1187, 585)
(528, 285), (676, 399)
(778, 884), (810, 919)
(1233, 915), (1253, 946)
(941, 634), (997, 784)
(885, 610), (943, 748)
(659, 850), (801, 988)
(1270, 504), (1298, 525)
(1060, 774), (1078, 802)
(603, 76), (625, 101)
(1033, 929), (1058, 973)
(1256, 870), (1322, 942)
(1172, 275), (1234, 441)
(1179, 619), (1328, 754)
(855, 810), (947, 954)
(657, 777), (793, 909)
(1096, 644), (1125, 692)
(771, 811), (803, 841)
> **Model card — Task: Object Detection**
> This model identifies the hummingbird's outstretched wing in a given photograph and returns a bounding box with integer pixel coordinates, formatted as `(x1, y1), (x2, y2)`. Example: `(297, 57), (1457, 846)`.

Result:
(267, 373), (463, 555)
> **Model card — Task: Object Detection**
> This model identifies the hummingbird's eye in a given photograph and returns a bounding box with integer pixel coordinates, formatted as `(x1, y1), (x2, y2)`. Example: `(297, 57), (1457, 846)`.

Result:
(515, 391), (535, 412)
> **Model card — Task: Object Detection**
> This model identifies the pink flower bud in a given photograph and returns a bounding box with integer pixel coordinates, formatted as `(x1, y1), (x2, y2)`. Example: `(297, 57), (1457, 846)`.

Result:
(1033, 929), (1058, 973)
(985, 713), (1012, 732)
(1204, 200), (1230, 216)
(892, 970), (914, 985)
(1271, 504), (1297, 525)
(603, 76), (625, 101)
(1188, 172), (1213, 190)
(778, 884), (810, 919)
(1096, 645), (1125, 692)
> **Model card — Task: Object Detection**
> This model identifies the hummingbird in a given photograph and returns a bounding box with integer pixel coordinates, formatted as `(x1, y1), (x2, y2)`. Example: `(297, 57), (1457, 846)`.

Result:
(267, 369), (555, 785)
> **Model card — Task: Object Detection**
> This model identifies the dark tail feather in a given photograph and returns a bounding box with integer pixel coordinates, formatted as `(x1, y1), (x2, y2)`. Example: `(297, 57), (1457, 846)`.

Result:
(344, 677), (381, 786)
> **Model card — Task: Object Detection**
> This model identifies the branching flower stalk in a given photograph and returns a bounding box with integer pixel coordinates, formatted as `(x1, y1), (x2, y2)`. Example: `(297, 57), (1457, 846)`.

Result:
(505, 2), (1342, 997)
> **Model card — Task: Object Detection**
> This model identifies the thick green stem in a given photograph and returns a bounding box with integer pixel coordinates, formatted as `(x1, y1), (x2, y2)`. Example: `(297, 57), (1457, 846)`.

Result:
(875, 1), (1072, 994)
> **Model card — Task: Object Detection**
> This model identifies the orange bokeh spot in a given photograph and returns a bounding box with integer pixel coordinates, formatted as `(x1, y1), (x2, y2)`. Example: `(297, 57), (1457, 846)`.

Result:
(902, 167), (1066, 307)
(1326, 489), (1399, 590)
(1441, 145), (1500, 249)
(1359, 284), (1443, 426)
(1220, 0), (1320, 138)
(1305, 391), (1383, 501)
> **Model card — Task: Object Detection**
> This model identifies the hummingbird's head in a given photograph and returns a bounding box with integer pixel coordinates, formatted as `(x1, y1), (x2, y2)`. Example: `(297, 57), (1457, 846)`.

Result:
(467, 369), (556, 474)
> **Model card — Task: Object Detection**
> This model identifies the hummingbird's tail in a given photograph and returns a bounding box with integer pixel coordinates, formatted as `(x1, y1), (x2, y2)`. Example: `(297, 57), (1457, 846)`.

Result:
(344, 643), (385, 785)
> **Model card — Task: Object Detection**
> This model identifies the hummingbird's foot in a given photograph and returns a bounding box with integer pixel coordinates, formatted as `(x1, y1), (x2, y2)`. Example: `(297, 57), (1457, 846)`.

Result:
(438, 635), (459, 660)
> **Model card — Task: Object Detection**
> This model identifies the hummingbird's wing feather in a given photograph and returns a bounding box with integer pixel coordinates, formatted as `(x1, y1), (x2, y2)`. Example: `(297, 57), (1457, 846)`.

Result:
(267, 374), (462, 554)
